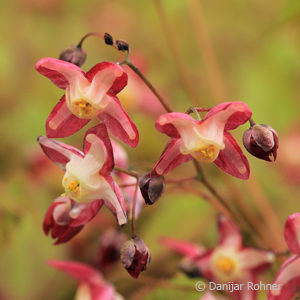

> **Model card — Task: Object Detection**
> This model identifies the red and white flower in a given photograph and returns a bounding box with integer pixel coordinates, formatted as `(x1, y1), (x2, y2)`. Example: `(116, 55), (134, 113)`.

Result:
(268, 213), (300, 300)
(36, 58), (139, 147)
(162, 215), (274, 300)
(48, 260), (123, 300)
(152, 102), (252, 179)
(38, 124), (127, 244)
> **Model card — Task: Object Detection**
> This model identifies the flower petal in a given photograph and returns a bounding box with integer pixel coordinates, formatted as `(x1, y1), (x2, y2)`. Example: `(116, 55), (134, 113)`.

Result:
(155, 112), (196, 138)
(111, 139), (128, 169)
(218, 215), (242, 249)
(83, 124), (114, 176)
(48, 260), (103, 285)
(284, 213), (300, 255)
(268, 255), (300, 300)
(151, 139), (193, 176)
(160, 237), (205, 259)
(204, 102), (252, 131)
(194, 250), (214, 279)
(98, 95), (139, 148)
(46, 96), (90, 138)
(85, 61), (128, 96)
(238, 248), (275, 274)
(35, 57), (86, 89)
(214, 132), (250, 180)
(38, 135), (83, 169)
(69, 200), (103, 227)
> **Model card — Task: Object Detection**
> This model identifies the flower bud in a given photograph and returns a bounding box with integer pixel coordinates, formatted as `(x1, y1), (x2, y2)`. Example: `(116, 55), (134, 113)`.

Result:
(243, 124), (278, 161)
(120, 237), (151, 278)
(104, 33), (114, 45)
(139, 173), (165, 205)
(116, 40), (129, 51)
(59, 45), (87, 67)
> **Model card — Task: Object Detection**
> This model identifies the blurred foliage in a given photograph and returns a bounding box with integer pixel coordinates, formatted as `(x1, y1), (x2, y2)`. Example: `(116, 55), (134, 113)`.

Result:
(1, 0), (300, 299)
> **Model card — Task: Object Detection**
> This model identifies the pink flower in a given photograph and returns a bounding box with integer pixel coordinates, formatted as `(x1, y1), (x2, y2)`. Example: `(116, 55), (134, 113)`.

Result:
(38, 124), (127, 244)
(48, 260), (123, 300)
(268, 213), (300, 300)
(35, 58), (139, 147)
(161, 215), (274, 300)
(152, 102), (252, 179)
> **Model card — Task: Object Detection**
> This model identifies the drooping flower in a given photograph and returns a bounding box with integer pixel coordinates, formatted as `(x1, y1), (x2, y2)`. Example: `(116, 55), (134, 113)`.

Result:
(38, 124), (127, 243)
(161, 215), (274, 300)
(243, 123), (278, 161)
(268, 213), (300, 300)
(35, 58), (139, 147)
(48, 260), (124, 300)
(59, 45), (87, 67)
(152, 102), (252, 179)
(111, 139), (144, 218)
(120, 237), (151, 278)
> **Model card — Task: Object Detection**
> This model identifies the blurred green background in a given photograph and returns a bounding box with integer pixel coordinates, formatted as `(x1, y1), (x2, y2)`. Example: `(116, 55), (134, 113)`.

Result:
(1, 0), (300, 299)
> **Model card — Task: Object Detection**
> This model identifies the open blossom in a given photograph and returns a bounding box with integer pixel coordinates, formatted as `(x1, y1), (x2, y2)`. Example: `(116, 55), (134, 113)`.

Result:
(152, 102), (252, 180)
(48, 260), (123, 300)
(162, 215), (274, 300)
(268, 213), (300, 300)
(35, 58), (139, 147)
(38, 124), (127, 243)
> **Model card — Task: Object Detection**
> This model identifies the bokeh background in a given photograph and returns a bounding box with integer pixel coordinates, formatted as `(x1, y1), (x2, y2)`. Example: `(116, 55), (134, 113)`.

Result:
(1, 0), (300, 299)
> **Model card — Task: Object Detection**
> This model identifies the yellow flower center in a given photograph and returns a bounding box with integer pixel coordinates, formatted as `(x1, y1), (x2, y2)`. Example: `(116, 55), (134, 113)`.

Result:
(72, 99), (96, 119)
(191, 144), (219, 163)
(64, 178), (80, 198)
(215, 256), (235, 274)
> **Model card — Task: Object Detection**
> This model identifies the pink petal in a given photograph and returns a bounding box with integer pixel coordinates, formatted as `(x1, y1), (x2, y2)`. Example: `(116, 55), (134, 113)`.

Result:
(83, 124), (114, 175)
(214, 132), (250, 180)
(69, 200), (103, 227)
(111, 139), (128, 169)
(218, 215), (242, 249)
(103, 176), (127, 226)
(238, 248), (275, 274)
(46, 96), (90, 138)
(38, 135), (83, 169)
(155, 112), (196, 138)
(35, 57), (86, 89)
(48, 260), (103, 285)
(194, 250), (214, 279)
(151, 139), (193, 176)
(268, 255), (300, 300)
(85, 61), (128, 95)
(204, 102), (252, 131)
(98, 95), (139, 148)
(284, 213), (300, 255)
(160, 237), (205, 258)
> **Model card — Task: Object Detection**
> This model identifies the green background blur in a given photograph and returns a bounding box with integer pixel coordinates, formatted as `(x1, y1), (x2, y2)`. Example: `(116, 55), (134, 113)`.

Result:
(1, 0), (300, 299)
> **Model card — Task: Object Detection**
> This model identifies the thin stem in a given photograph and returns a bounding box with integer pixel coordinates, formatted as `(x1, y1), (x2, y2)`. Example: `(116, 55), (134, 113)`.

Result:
(249, 117), (256, 127)
(131, 178), (140, 238)
(114, 167), (139, 178)
(121, 60), (172, 113)
(77, 32), (104, 48)
(186, 107), (211, 114)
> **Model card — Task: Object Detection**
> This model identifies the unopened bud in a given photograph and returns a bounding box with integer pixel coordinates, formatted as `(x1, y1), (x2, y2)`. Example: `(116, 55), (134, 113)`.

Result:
(120, 237), (151, 278)
(116, 40), (129, 51)
(104, 33), (114, 45)
(139, 173), (165, 205)
(59, 45), (86, 67)
(243, 124), (278, 161)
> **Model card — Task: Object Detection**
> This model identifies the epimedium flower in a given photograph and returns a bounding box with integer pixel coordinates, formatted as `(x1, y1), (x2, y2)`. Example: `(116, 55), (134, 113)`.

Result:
(151, 102), (252, 180)
(38, 124), (127, 244)
(35, 58), (139, 147)
(48, 260), (124, 300)
(161, 215), (274, 300)
(268, 213), (300, 300)
(243, 123), (278, 161)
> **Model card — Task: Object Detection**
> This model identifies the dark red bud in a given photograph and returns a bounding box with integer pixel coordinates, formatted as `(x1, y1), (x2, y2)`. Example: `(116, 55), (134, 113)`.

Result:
(139, 173), (165, 205)
(59, 45), (87, 67)
(243, 124), (278, 162)
(104, 33), (114, 45)
(120, 237), (151, 278)
(116, 39), (129, 51)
